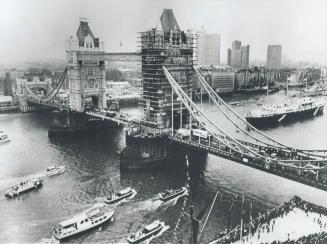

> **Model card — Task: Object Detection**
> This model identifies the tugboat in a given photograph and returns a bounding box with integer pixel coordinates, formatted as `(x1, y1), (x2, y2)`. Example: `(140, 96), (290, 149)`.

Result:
(0, 131), (10, 144)
(246, 97), (325, 127)
(45, 165), (66, 177)
(126, 220), (165, 243)
(53, 204), (114, 241)
(5, 178), (43, 198)
(158, 187), (187, 202)
(105, 187), (136, 204)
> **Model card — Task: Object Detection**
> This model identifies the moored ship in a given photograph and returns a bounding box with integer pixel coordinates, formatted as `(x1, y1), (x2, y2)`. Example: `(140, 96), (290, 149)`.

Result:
(53, 204), (114, 241)
(246, 97), (325, 127)
(5, 178), (43, 198)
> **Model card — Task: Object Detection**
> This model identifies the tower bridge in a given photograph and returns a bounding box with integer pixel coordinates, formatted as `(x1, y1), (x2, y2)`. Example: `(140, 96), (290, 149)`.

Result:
(23, 10), (327, 191)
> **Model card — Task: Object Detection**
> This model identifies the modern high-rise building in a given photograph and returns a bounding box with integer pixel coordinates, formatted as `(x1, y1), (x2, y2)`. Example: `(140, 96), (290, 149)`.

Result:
(228, 40), (250, 68)
(266, 45), (282, 69)
(197, 29), (220, 66)
(241, 45), (250, 68)
(231, 48), (242, 67)
(227, 49), (231, 66)
(232, 40), (241, 50)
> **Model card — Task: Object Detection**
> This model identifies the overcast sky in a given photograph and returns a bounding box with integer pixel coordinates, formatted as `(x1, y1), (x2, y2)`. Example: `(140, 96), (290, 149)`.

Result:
(1, 0), (327, 64)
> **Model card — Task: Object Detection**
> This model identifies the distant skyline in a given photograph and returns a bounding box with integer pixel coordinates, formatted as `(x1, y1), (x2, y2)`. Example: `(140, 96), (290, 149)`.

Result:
(1, 0), (327, 65)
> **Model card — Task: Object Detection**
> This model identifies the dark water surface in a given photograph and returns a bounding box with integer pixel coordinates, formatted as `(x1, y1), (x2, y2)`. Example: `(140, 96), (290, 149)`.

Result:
(1, 91), (327, 243)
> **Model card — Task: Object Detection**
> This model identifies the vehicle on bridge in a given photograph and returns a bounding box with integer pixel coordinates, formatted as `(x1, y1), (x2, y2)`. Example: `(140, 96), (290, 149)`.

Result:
(176, 128), (191, 138)
(191, 129), (213, 141)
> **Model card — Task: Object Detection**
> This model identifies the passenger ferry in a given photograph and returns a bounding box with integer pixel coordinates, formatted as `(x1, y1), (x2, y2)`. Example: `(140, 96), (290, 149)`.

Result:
(45, 165), (66, 177)
(246, 97), (325, 127)
(0, 131), (10, 144)
(105, 187), (136, 204)
(159, 187), (187, 202)
(127, 220), (165, 243)
(53, 204), (114, 241)
(5, 178), (43, 198)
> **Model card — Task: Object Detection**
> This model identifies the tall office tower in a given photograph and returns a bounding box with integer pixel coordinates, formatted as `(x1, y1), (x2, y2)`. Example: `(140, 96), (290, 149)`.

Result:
(198, 29), (220, 66)
(229, 40), (250, 68)
(232, 40), (241, 49)
(227, 48), (231, 66)
(241, 45), (250, 68)
(230, 40), (242, 67)
(266, 45), (282, 69)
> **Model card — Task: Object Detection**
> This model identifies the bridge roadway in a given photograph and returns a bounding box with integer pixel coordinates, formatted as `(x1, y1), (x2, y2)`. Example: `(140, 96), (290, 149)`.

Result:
(85, 111), (131, 126)
(168, 134), (327, 191)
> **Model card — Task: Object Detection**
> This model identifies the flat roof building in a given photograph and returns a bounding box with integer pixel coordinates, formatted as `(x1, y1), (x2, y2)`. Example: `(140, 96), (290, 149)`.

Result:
(198, 29), (220, 66)
(229, 40), (250, 68)
(267, 45), (282, 69)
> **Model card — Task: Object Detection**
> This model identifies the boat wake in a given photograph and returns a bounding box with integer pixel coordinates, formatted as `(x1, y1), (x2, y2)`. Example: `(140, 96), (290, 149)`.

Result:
(37, 236), (60, 244)
(131, 198), (163, 212)
(130, 191), (188, 213)
(143, 224), (170, 244)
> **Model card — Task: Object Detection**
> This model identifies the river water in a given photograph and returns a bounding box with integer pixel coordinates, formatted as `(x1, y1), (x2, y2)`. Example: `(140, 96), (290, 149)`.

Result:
(1, 91), (327, 243)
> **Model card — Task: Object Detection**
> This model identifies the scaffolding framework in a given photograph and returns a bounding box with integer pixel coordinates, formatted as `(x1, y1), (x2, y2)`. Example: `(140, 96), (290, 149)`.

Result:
(139, 28), (198, 129)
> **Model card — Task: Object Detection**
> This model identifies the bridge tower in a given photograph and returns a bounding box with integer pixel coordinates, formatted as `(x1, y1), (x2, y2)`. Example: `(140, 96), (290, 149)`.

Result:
(65, 19), (106, 112)
(139, 9), (196, 130)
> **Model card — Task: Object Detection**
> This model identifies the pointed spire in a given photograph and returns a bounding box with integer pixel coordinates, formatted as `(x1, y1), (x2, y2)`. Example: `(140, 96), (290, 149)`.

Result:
(160, 9), (180, 33)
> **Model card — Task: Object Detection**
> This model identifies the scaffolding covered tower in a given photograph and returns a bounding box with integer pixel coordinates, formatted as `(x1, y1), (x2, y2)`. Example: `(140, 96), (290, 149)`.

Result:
(139, 9), (196, 130)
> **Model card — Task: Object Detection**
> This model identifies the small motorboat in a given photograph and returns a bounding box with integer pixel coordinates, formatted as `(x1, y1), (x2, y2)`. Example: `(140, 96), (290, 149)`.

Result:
(127, 220), (165, 243)
(159, 186), (187, 202)
(45, 165), (66, 176)
(53, 204), (114, 241)
(105, 187), (136, 204)
(5, 178), (43, 198)
(0, 131), (10, 144)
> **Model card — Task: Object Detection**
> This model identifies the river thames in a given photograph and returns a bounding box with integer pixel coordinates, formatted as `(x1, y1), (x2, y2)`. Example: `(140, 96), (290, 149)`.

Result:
(1, 91), (327, 243)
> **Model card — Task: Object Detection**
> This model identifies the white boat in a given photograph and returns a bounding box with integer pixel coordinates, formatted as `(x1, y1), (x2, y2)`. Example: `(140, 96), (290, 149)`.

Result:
(45, 165), (66, 176)
(127, 220), (165, 243)
(53, 205), (114, 241)
(0, 131), (10, 144)
(5, 178), (43, 198)
(158, 187), (187, 202)
(105, 187), (136, 204)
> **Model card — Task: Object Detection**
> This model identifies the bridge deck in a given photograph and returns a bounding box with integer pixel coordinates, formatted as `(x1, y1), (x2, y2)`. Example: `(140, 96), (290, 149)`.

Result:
(168, 135), (327, 191)
(85, 111), (133, 126)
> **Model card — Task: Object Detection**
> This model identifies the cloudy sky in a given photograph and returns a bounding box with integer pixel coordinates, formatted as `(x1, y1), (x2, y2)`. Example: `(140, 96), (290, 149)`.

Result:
(1, 0), (327, 64)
